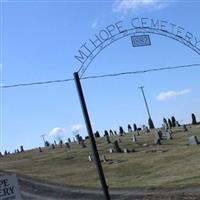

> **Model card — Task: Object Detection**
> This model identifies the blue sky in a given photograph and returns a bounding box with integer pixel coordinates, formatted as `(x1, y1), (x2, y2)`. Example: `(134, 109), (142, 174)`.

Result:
(1, 0), (200, 152)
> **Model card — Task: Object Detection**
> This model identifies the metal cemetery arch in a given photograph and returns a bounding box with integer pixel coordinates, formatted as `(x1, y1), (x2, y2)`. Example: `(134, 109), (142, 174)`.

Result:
(73, 17), (200, 200)
(75, 17), (200, 76)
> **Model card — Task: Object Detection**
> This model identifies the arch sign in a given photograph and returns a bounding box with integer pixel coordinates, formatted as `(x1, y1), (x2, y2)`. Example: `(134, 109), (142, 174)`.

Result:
(75, 17), (200, 76)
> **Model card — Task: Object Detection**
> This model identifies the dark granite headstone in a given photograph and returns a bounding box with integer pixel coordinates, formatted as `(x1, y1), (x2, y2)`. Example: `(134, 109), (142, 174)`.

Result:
(154, 130), (162, 145)
(65, 142), (70, 148)
(106, 135), (111, 144)
(113, 140), (122, 153)
(81, 140), (87, 148)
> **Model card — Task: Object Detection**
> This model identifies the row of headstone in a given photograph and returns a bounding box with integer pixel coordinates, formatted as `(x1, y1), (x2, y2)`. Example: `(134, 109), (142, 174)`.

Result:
(154, 129), (174, 145)
(163, 117), (180, 129)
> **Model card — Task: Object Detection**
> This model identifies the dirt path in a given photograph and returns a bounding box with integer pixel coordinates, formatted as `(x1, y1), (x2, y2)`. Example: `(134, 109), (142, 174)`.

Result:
(16, 175), (200, 200)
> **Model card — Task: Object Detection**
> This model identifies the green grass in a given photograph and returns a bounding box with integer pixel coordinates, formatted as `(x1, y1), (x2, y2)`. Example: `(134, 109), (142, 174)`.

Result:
(1, 125), (200, 188)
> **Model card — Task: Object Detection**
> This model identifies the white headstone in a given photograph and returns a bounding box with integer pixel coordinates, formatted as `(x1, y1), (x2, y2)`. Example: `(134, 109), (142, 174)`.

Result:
(88, 155), (93, 162)
(0, 173), (22, 200)
(109, 148), (114, 153)
(123, 148), (129, 153)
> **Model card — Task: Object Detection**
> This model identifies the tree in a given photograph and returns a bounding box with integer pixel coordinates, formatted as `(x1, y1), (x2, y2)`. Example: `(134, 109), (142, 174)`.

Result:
(192, 113), (197, 125)
(171, 116), (176, 127)
(148, 118), (155, 129)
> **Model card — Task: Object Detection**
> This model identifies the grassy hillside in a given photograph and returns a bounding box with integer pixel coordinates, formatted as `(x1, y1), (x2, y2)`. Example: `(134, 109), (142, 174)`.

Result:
(1, 125), (200, 188)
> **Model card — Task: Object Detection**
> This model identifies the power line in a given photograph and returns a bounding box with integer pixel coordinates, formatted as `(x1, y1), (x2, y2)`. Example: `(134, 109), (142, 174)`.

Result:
(1, 63), (200, 89)
(1, 78), (74, 88)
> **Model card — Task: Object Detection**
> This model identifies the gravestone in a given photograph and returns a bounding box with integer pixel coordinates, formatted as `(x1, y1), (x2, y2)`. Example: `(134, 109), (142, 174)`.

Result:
(123, 148), (130, 153)
(165, 130), (172, 140)
(189, 136), (199, 145)
(132, 135), (137, 142)
(114, 131), (117, 135)
(20, 145), (24, 152)
(88, 155), (93, 162)
(109, 148), (114, 153)
(163, 118), (169, 129)
(104, 130), (109, 136)
(45, 141), (50, 147)
(39, 147), (42, 152)
(113, 140), (122, 153)
(168, 129), (173, 135)
(145, 126), (150, 133)
(94, 131), (100, 138)
(133, 123), (137, 132)
(102, 155), (107, 162)
(109, 130), (114, 136)
(85, 136), (89, 140)
(118, 138), (122, 143)
(65, 142), (70, 148)
(59, 140), (63, 147)
(142, 125), (146, 131)
(80, 140), (86, 148)
(68, 138), (71, 143)
(183, 124), (188, 131)
(105, 135), (111, 144)
(119, 126), (124, 136)
(128, 124), (132, 133)
(52, 144), (55, 149)
(176, 121), (180, 127)
(154, 130), (162, 145)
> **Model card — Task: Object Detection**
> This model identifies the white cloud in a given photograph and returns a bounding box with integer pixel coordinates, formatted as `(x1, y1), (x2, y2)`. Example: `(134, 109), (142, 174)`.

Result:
(157, 89), (191, 101)
(49, 127), (65, 140)
(113, 0), (167, 13)
(71, 123), (84, 132)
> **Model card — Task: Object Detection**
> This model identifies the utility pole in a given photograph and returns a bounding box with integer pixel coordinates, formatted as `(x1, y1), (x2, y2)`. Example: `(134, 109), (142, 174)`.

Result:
(74, 72), (110, 200)
(41, 134), (46, 146)
(139, 86), (155, 129)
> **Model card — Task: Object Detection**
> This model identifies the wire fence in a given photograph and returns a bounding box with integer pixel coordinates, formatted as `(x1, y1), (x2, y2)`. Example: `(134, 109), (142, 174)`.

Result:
(1, 63), (200, 89)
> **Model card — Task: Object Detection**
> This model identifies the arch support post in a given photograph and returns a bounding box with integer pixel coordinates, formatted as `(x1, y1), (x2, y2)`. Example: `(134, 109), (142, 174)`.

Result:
(73, 72), (111, 200)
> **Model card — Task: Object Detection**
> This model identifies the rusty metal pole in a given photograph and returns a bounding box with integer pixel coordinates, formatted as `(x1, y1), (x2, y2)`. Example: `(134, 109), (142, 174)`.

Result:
(73, 72), (111, 200)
